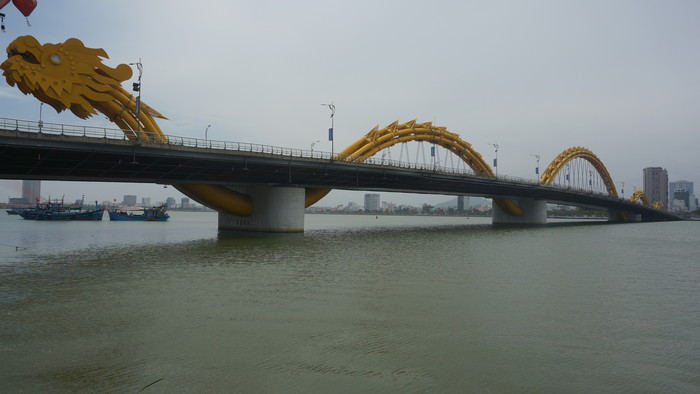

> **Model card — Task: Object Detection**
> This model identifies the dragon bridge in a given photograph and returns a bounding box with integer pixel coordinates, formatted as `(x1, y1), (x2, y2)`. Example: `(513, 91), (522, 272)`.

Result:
(4, 35), (665, 228)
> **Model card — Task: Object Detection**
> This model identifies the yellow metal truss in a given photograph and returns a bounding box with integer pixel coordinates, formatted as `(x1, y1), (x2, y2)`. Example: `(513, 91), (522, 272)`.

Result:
(630, 190), (651, 206)
(304, 120), (524, 216)
(539, 146), (618, 197)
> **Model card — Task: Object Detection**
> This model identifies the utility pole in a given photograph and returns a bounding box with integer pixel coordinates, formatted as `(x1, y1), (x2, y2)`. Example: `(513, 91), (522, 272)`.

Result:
(129, 59), (143, 137)
(489, 143), (499, 175)
(321, 103), (335, 158)
(530, 154), (540, 181)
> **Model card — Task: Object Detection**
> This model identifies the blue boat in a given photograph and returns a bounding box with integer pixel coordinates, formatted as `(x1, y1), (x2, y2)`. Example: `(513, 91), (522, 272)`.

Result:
(6, 208), (29, 215)
(108, 204), (170, 221)
(19, 199), (104, 221)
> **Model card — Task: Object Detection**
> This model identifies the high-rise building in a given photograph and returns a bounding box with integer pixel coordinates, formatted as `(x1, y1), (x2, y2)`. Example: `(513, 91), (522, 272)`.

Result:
(181, 198), (190, 209)
(123, 195), (137, 206)
(142, 197), (151, 206)
(364, 193), (380, 212)
(457, 196), (470, 212)
(22, 180), (41, 203)
(669, 180), (694, 211)
(643, 167), (668, 208)
(166, 197), (176, 208)
(672, 190), (690, 211)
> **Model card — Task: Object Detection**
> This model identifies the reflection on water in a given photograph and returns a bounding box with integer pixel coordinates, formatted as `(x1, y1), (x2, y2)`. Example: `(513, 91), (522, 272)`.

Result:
(1, 213), (699, 392)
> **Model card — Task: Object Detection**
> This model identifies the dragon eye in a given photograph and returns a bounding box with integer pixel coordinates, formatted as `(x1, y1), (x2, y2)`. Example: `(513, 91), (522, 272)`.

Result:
(50, 54), (61, 64)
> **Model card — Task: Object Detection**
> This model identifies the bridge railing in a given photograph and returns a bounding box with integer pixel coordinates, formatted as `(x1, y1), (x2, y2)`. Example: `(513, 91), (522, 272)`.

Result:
(2, 116), (501, 176)
(0, 116), (650, 206)
(0, 117), (132, 140)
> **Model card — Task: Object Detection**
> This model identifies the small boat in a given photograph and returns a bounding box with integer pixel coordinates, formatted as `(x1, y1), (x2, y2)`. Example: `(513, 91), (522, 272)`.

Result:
(108, 204), (170, 221)
(19, 199), (104, 221)
(6, 208), (29, 215)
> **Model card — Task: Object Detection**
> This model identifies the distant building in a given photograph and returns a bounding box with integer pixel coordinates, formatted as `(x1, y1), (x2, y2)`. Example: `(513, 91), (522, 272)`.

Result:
(9, 197), (27, 206)
(669, 180), (695, 211)
(364, 193), (380, 212)
(643, 167), (668, 208)
(166, 197), (176, 208)
(457, 196), (470, 212)
(22, 180), (41, 204)
(672, 190), (690, 211)
(123, 195), (137, 206)
(142, 197), (151, 207)
(181, 198), (190, 209)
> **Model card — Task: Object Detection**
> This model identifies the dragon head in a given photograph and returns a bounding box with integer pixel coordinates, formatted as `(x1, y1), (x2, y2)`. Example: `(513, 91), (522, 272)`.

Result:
(1, 35), (133, 119)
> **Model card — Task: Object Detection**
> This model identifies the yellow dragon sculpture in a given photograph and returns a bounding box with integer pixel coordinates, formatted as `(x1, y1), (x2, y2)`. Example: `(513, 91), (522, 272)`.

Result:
(2, 35), (167, 142)
(2, 35), (256, 216)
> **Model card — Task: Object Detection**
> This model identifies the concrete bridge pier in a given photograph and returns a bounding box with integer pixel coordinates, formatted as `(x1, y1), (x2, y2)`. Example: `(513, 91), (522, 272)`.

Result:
(492, 198), (547, 225)
(218, 184), (305, 232)
(608, 211), (642, 223)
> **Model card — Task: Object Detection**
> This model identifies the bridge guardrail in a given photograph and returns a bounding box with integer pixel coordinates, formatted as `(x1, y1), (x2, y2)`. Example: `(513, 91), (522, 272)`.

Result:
(0, 116), (663, 210)
(1, 116), (498, 176)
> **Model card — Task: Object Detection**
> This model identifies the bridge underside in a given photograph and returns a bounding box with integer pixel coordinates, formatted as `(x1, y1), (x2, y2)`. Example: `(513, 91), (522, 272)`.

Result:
(0, 129), (682, 229)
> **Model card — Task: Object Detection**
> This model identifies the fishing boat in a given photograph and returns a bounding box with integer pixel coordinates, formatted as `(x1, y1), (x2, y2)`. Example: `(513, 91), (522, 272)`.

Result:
(108, 204), (170, 221)
(18, 199), (104, 221)
(6, 208), (29, 215)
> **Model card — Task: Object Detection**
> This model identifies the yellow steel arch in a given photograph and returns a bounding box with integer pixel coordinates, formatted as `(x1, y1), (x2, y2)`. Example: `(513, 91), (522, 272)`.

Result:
(630, 190), (651, 206)
(539, 146), (618, 197)
(304, 120), (524, 216)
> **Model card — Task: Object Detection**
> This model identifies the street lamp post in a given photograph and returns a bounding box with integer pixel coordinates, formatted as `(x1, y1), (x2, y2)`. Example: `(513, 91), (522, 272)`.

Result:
(321, 103), (335, 158)
(489, 143), (499, 175)
(530, 154), (540, 181)
(621, 182), (625, 198)
(205, 124), (211, 140)
(38, 102), (43, 131)
(129, 59), (143, 137)
(310, 140), (320, 155)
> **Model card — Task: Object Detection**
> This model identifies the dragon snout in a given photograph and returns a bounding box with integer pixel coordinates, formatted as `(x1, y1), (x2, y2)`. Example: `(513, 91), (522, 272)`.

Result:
(10, 50), (39, 64)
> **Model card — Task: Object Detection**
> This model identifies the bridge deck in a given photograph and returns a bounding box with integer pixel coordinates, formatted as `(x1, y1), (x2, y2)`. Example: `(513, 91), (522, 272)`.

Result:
(0, 124), (682, 222)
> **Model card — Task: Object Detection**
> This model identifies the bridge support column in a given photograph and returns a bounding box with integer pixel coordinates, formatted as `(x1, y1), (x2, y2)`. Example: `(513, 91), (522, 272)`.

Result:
(608, 212), (642, 223)
(218, 185), (305, 233)
(492, 198), (547, 225)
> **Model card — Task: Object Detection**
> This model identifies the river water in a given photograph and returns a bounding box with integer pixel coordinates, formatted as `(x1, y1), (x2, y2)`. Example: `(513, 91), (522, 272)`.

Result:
(0, 212), (698, 393)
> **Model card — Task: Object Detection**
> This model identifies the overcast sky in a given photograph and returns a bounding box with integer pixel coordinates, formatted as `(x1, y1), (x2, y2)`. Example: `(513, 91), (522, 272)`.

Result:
(1, 0), (698, 206)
